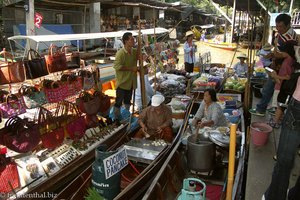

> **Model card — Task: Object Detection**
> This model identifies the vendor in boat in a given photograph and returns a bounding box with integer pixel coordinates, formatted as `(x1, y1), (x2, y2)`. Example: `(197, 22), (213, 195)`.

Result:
(233, 53), (248, 77)
(192, 89), (227, 128)
(135, 94), (173, 142)
(184, 31), (197, 73)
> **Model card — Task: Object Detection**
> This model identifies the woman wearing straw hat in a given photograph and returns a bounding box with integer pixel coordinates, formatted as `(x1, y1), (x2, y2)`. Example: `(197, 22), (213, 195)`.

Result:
(258, 43), (273, 68)
(184, 30), (197, 73)
(233, 53), (248, 77)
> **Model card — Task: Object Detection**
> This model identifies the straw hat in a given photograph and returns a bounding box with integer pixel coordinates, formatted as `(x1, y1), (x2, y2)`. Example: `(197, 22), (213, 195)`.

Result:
(151, 94), (165, 107)
(237, 53), (248, 59)
(185, 30), (194, 37)
(262, 43), (272, 51)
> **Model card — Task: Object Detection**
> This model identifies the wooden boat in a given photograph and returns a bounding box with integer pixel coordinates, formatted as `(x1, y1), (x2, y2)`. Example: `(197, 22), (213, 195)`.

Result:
(203, 40), (238, 51)
(142, 100), (246, 200)
(54, 103), (191, 200)
(240, 41), (262, 49)
(20, 123), (129, 197)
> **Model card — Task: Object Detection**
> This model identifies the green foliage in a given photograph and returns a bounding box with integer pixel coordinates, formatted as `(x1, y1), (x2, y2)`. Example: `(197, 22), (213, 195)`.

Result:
(84, 187), (104, 200)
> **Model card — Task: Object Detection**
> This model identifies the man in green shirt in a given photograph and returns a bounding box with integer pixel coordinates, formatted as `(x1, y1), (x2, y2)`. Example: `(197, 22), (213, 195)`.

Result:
(113, 32), (138, 122)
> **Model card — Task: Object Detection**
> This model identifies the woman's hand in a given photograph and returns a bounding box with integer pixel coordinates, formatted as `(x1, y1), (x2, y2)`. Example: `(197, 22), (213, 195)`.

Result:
(197, 121), (205, 128)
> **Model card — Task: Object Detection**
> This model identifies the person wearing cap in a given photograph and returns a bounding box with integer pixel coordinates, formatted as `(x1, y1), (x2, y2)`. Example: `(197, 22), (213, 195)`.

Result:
(250, 14), (298, 117)
(233, 53), (248, 77)
(184, 30), (197, 73)
(257, 43), (273, 68)
(113, 32), (138, 123)
(192, 89), (227, 128)
(135, 94), (173, 142)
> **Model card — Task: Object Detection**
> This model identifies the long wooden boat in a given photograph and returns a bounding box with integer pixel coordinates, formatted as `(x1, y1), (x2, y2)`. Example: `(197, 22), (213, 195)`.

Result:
(203, 40), (237, 51)
(142, 100), (246, 200)
(54, 103), (191, 200)
(15, 123), (129, 197)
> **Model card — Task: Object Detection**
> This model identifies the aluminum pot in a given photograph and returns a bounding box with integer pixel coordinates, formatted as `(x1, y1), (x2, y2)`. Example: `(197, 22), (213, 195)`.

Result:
(187, 134), (216, 172)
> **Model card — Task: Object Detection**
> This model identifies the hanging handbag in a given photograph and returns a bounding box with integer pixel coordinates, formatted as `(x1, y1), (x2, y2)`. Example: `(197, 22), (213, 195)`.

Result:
(61, 45), (81, 69)
(76, 91), (101, 115)
(99, 93), (111, 113)
(0, 94), (26, 118)
(78, 70), (95, 91)
(0, 116), (40, 153)
(19, 85), (48, 109)
(42, 80), (69, 103)
(0, 48), (25, 85)
(60, 73), (82, 96)
(38, 107), (64, 149)
(0, 155), (20, 193)
(44, 44), (67, 73)
(59, 101), (86, 140)
(23, 49), (48, 79)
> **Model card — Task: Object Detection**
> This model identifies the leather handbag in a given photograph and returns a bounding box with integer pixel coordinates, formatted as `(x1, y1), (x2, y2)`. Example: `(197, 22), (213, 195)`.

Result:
(23, 49), (48, 79)
(19, 85), (48, 109)
(0, 48), (25, 84)
(0, 94), (26, 118)
(61, 45), (81, 69)
(0, 155), (20, 193)
(38, 107), (64, 149)
(0, 116), (40, 153)
(76, 91), (101, 115)
(44, 44), (67, 73)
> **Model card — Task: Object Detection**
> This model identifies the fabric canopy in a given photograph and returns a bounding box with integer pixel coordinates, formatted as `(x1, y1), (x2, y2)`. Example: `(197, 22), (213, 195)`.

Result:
(8, 28), (169, 42)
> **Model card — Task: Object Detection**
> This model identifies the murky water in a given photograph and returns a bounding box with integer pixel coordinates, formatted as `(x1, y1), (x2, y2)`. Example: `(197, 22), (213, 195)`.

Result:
(177, 41), (254, 69)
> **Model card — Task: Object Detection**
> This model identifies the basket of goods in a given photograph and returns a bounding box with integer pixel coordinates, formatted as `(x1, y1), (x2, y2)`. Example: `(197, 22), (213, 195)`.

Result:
(223, 77), (246, 93)
(254, 67), (266, 78)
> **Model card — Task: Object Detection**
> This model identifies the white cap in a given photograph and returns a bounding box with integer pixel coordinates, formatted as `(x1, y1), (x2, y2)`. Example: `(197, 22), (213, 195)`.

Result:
(151, 94), (165, 107)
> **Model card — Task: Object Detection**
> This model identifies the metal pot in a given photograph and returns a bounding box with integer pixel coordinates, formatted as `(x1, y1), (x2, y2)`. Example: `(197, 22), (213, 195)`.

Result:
(187, 134), (216, 172)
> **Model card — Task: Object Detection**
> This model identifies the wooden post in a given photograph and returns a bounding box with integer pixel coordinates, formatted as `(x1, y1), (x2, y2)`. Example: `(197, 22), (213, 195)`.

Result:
(138, 15), (147, 109)
(25, 0), (35, 51)
(230, 0), (236, 44)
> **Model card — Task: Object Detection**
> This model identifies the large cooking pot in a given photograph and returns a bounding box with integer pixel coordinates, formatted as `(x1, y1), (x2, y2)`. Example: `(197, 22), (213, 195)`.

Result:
(187, 134), (216, 172)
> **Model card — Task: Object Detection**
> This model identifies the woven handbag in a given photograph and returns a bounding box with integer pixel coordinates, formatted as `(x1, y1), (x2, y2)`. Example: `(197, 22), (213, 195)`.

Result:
(0, 155), (20, 193)
(19, 85), (48, 109)
(38, 107), (64, 149)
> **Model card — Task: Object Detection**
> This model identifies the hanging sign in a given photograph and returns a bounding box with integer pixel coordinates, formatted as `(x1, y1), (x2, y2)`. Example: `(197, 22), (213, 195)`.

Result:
(103, 148), (128, 179)
(34, 12), (43, 28)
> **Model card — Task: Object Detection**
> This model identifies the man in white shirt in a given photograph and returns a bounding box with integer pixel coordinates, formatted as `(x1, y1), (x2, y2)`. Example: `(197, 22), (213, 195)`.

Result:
(113, 37), (124, 50)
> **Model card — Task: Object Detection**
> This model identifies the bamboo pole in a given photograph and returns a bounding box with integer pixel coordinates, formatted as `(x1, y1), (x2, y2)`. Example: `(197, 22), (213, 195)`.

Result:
(153, 8), (157, 95)
(138, 14), (147, 109)
(226, 123), (237, 200)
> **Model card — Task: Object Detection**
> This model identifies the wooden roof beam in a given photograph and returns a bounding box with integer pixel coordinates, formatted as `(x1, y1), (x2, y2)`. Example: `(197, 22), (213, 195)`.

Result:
(210, 0), (233, 24)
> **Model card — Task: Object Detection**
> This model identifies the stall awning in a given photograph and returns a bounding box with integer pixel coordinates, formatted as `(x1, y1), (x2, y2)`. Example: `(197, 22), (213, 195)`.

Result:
(8, 28), (169, 42)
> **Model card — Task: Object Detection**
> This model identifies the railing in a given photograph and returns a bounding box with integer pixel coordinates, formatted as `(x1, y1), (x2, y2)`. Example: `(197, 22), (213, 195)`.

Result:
(292, 12), (300, 27)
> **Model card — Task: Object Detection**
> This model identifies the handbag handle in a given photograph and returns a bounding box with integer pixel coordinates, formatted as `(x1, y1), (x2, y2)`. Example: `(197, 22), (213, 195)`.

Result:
(0, 48), (15, 64)
(26, 49), (42, 60)
(5, 93), (19, 105)
(48, 44), (61, 56)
